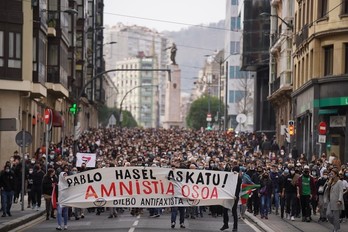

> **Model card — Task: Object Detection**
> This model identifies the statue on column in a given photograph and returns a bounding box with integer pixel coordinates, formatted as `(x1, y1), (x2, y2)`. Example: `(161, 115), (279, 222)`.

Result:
(165, 42), (177, 65)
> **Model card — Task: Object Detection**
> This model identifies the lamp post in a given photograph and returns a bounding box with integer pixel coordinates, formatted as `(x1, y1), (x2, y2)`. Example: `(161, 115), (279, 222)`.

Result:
(205, 52), (233, 130)
(117, 84), (158, 127)
(260, 12), (293, 30)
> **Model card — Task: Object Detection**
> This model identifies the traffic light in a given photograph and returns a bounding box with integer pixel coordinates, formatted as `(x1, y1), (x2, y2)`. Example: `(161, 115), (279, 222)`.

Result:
(288, 120), (295, 136)
(69, 103), (79, 115)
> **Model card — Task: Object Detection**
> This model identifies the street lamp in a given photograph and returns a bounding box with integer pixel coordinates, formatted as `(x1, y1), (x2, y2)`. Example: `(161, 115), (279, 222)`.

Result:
(260, 12), (293, 30)
(117, 85), (158, 127)
(204, 52), (233, 130)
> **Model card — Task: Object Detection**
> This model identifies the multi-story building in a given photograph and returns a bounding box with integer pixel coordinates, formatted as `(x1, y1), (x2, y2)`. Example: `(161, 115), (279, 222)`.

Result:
(267, 0), (294, 150)
(225, 0), (255, 132)
(103, 24), (168, 127)
(239, 0), (275, 135)
(0, 0), (106, 166)
(292, 0), (348, 163)
(113, 54), (159, 128)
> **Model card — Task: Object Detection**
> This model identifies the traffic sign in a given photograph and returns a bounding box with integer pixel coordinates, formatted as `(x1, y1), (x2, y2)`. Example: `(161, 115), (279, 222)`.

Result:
(15, 130), (32, 147)
(44, 108), (52, 125)
(318, 121), (327, 135)
(206, 113), (212, 122)
(318, 135), (326, 143)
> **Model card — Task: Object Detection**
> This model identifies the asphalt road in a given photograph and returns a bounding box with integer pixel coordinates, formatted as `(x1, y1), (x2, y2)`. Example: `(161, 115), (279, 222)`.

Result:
(22, 208), (261, 232)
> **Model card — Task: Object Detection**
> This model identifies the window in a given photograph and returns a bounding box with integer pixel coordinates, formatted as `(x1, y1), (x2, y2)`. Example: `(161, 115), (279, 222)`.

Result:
(48, 44), (58, 65)
(324, 45), (333, 76)
(343, 0), (348, 14)
(231, 0), (238, 5)
(229, 90), (245, 103)
(230, 66), (242, 79)
(318, 0), (328, 18)
(8, 32), (21, 68)
(345, 44), (348, 74)
(0, 31), (3, 67)
(230, 41), (240, 54)
(231, 17), (241, 31)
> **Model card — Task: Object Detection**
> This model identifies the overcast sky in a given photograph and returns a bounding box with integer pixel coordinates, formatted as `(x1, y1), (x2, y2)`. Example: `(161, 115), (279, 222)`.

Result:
(103, 0), (226, 32)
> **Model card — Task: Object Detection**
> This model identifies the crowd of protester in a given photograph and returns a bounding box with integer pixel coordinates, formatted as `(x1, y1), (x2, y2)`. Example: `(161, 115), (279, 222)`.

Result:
(0, 127), (347, 231)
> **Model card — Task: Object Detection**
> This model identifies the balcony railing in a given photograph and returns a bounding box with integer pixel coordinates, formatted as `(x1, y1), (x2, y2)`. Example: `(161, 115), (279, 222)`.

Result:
(47, 66), (68, 88)
(270, 77), (280, 94)
(295, 24), (309, 47)
(270, 71), (292, 95)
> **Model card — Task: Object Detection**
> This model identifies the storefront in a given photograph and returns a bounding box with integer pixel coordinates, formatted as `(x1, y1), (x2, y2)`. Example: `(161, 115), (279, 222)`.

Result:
(292, 77), (348, 164)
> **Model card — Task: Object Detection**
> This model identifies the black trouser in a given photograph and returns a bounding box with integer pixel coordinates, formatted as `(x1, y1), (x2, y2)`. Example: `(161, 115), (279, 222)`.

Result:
(44, 197), (53, 218)
(300, 195), (311, 219)
(31, 187), (42, 207)
(252, 192), (260, 215)
(285, 192), (297, 216)
(280, 195), (285, 218)
(223, 197), (239, 230)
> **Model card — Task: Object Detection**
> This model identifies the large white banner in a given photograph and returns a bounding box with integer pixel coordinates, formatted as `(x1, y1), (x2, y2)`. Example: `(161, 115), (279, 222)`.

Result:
(58, 167), (238, 208)
(75, 153), (96, 168)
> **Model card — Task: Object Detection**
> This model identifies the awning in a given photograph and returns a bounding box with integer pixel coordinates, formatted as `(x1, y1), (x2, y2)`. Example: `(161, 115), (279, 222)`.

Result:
(52, 110), (63, 127)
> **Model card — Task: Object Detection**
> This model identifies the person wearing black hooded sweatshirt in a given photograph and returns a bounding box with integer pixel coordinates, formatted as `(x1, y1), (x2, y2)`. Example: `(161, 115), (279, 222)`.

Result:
(0, 164), (16, 217)
(220, 165), (242, 232)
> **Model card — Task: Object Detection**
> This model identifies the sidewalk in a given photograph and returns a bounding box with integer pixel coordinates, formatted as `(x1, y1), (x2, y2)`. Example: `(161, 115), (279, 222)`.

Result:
(245, 210), (348, 232)
(0, 196), (45, 232)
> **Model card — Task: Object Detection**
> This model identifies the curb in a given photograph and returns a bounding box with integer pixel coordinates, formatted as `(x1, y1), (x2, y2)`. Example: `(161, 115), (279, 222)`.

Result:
(245, 212), (275, 232)
(0, 211), (45, 232)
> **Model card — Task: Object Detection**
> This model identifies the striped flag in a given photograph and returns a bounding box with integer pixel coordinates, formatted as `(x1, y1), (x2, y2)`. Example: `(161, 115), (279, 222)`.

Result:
(240, 184), (260, 205)
(51, 183), (57, 209)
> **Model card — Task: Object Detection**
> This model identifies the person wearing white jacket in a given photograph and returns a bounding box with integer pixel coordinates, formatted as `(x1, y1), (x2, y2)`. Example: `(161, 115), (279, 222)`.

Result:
(325, 168), (345, 232)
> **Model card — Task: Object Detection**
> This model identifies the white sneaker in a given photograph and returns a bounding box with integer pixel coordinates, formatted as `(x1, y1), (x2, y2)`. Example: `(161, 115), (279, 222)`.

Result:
(64, 225), (68, 230)
(291, 216), (295, 221)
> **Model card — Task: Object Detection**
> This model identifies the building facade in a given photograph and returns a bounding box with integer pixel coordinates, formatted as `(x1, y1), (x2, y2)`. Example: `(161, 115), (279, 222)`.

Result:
(103, 25), (168, 127)
(267, 0), (294, 151)
(239, 0), (275, 135)
(292, 0), (348, 163)
(225, 0), (255, 132)
(113, 55), (159, 128)
(0, 0), (107, 166)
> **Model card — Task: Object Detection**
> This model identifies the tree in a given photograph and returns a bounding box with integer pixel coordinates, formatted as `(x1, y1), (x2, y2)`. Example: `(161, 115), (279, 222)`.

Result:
(98, 105), (137, 128)
(237, 72), (254, 131)
(186, 95), (224, 130)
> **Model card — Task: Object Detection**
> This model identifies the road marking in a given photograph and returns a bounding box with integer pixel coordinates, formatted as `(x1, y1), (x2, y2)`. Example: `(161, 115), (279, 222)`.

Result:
(243, 218), (263, 232)
(128, 215), (140, 232)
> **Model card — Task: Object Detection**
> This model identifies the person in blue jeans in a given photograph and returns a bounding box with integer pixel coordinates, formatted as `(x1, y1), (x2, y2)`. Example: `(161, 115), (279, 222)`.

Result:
(259, 171), (273, 219)
(0, 165), (15, 217)
(171, 207), (185, 228)
(270, 164), (280, 215)
(55, 172), (69, 230)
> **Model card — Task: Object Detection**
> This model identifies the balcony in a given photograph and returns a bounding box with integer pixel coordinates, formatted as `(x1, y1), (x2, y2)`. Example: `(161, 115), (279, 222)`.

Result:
(269, 71), (292, 99)
(295, 24), (309, 47)
(46, 66), (69, 97)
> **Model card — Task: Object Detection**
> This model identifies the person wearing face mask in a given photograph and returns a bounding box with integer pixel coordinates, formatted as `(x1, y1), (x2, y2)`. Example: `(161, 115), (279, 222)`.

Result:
(42, 168), (57, 220)
(341, 170), (348, 223)
(324, 168), (344, 232)
(316, 169), (329, 222)
(259, 171), (273, 219)
(26, 167), (34, 209)
(310, 167), (319, 217)
(296, 165), (317, 222)
(251, 166), (263, 216)
(338, 171), (348, 223)
(282, 167), (298, 221)
(0, 165), (16, 217)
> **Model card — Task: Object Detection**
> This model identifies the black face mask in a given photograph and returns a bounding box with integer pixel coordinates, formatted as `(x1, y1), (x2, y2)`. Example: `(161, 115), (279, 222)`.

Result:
(303, 171), (309, 175)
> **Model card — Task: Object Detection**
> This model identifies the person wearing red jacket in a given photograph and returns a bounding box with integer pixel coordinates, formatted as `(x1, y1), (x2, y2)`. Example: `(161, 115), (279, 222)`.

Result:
(296, 165), (317, 222)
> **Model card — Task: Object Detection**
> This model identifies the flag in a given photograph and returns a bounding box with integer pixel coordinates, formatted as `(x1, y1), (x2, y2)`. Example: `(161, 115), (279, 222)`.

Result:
(240, 184), (260, 205)
(51, 183), (57, 209)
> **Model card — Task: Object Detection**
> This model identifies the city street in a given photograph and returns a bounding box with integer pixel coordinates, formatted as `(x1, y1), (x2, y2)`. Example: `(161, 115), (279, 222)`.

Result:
(21, 209), (259, 232)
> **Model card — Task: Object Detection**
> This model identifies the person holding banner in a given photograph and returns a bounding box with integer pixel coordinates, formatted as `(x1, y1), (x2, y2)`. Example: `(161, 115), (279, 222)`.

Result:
(56, 172), (69, 231)
(221, 165), (242, 232)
